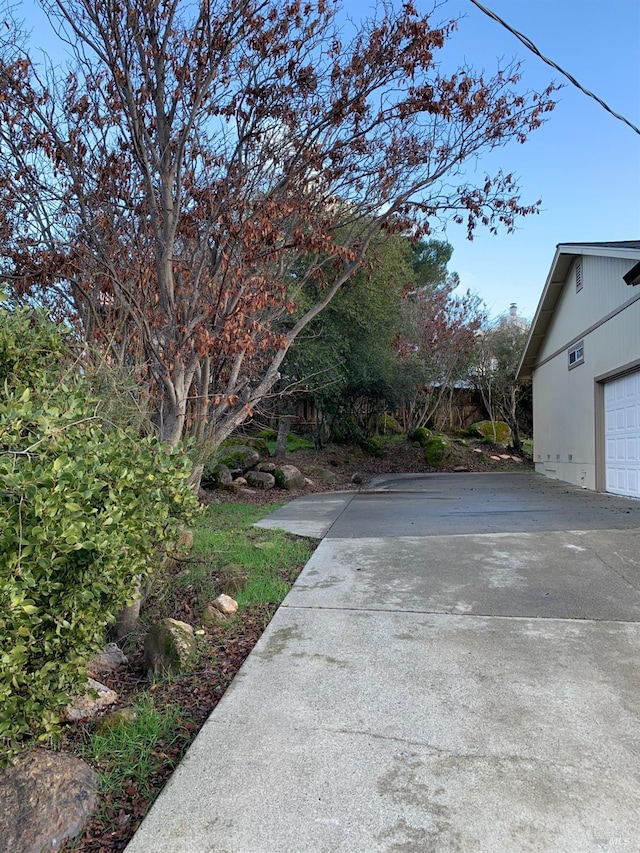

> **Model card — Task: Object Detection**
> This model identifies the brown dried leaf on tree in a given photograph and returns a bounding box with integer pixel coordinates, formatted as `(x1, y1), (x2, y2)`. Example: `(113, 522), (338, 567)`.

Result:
(0, 0), (556, 482)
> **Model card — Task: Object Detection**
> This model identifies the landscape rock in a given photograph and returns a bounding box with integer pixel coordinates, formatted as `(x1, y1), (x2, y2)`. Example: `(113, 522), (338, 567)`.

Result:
(221, 435), (270, 458)
(144, 618), (197, 676)
(93, 708), (138, 734)
(490, 455), (501, 461)
(274, 464), (306, 490)
(213, 594), (239, 615)
(423, 434), (452, 467)
(213, 463), (233, 486)
(469, 420), (511, 443)
(375, 413), (404, 435)
(87, 644), (128, 679)
(245, 470), (276, 490)
(511, 456), (523, 463)
(0, 749), (98, 852)
(216, 445), (261, 475)
(201, 603), (228, 627)
(307, 466), (338, 484)
(453, 465), (471, 472)
(63, 679), (118, 723)
(257, 461), (276, 473)
(351, 472), (364, 485)
(409, 427), (431, 447)
(220, 564), (249, 596)
(176, 528), (194, 553)
(499, 454), (511, 460)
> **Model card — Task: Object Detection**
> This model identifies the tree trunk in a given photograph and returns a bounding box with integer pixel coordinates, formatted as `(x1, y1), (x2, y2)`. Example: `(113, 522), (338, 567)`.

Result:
(275, 414), (294, 460)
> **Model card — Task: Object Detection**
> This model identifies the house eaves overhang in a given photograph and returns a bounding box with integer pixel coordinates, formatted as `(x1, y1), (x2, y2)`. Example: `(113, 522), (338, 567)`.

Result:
(517, 242), (640, 380)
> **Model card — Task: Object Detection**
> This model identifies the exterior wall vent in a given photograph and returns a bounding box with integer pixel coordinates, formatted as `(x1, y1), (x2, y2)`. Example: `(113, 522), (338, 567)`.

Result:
(575, 260), (582, 292)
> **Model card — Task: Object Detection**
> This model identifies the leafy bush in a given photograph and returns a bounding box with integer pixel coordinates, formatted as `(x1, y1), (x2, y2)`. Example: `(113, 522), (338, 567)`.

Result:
(255, 428), (278, 441)
(0, 309), (199, 757)
(359, 435), (384, 457)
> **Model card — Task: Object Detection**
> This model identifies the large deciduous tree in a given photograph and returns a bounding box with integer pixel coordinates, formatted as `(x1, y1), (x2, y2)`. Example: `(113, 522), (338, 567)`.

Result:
(0, 0), (555, 476)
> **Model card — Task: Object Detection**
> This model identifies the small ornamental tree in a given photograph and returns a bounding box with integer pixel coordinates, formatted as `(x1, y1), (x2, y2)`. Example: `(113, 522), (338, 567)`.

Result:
(469, 318), (531, 454)
(396, 241), (486, 432)
(0, 308), (199, 756)
(0, 0), (556, 482)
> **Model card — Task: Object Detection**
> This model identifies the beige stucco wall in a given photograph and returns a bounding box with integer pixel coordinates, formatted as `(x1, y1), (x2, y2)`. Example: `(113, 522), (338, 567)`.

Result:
(532, 254), (640, 491)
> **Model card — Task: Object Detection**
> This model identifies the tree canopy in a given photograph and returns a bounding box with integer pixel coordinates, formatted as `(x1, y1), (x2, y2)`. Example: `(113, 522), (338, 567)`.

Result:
(0, 0), (555, 473)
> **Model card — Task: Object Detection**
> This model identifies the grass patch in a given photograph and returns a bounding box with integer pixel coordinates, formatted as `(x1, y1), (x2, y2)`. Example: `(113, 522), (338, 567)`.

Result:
(143, 501), (315, 628)
(265, 432), (315, 455)
(79, 696), (186, 800)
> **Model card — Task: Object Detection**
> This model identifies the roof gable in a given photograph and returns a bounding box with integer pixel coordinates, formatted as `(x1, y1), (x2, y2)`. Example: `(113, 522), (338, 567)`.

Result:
(517, 242), (640, 379)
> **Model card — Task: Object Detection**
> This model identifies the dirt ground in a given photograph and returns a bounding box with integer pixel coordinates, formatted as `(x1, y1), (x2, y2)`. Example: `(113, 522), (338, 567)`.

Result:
(216, 434), (532, 506)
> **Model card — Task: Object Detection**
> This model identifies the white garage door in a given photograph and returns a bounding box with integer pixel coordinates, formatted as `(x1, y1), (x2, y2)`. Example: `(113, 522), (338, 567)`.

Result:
(605, 371), (640, 498)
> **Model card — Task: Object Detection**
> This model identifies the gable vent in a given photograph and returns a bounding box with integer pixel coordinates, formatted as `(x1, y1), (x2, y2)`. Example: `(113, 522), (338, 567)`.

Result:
(575, 260), (582, 292)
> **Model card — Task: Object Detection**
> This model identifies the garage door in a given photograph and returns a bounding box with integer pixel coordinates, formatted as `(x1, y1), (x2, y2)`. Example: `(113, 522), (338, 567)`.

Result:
(605, 371), (640, 498)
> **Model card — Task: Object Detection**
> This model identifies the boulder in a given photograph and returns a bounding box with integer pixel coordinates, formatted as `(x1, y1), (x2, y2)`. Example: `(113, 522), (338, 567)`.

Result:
(256, 461), (276, 473)
(213, 463), (233, 486)
(274, 464), (306, 490)
(0, 749), (98, 852)
(213, 594), (238, 615)
(468, 420), (512, 443)
(307, 466), (338, 485)
(93, 708), (138, 734)
(351, 472), (364, 485)
(201, 603), (228, 627)
(144, 618), (197, 676)
(220, 564), (249, 596)
(245, 470), (276, 490)
(63, 679), (118, 723)
(220, 435), (271, 458)
(87, 644), (128, 680)
(176, 528), (194, 553)
(423, 434), (452, 468)
(374, 413), (404, 435)
(216, 445), (261, 476)
(409, 427), (431, 447)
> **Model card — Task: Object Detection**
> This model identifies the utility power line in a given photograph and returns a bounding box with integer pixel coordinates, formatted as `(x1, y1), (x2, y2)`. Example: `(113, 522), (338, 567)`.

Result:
(468, 0), (640, 137)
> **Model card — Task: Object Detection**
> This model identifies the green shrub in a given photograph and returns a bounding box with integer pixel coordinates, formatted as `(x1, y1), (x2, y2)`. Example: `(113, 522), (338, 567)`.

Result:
(0, 311), (199, 757)
(423, 434), (452, 467)
(256, 428), (278, 441)
(359, 436), (384, 457)
(409, 427), (431, 447)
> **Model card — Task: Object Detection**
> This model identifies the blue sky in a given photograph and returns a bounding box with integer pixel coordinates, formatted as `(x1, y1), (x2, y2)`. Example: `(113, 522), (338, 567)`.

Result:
(414, 0), (640, 321)
(24, 0), (640, 321)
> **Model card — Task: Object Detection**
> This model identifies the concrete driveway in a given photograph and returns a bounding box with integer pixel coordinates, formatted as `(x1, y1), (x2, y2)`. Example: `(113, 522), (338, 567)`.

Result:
(126, 473), (640, 853)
